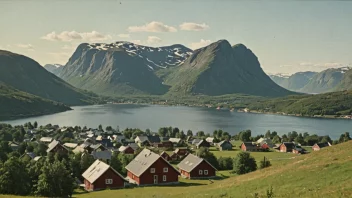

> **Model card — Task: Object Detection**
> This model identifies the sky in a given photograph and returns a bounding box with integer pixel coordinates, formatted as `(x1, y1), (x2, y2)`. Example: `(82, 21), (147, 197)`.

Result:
(0, 0), (351, 74)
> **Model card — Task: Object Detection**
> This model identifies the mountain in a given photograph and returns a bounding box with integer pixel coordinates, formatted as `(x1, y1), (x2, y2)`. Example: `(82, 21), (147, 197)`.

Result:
(0, 83), (71, 120)
(44, 64), (64, 76)
(165, 40), (293, 97)
(0, 50), (97, 106)
(270, 71), (317, 92)
(332, 67), (352, 91)
(300, 67), (350, 93)
(59, 42), (193, 96)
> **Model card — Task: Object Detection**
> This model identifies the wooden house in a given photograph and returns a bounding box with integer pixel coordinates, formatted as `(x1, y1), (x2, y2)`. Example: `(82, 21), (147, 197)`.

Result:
(177, 154), (217, 179)
(240, 142), (257, 152)
(82, 160), (127, 191)
(196, 140), (210, 149)
(217, 140), (233, 151)
(279, 142), (295, 153)
(118, 146), (135, 154)
(160, 151), (171, 161)
(46, 140), (69, 154)
(125, 149), (179, 185)
(312, 142), (331, 151)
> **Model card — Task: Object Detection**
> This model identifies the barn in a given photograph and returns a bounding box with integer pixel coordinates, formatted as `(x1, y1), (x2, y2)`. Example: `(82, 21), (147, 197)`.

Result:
(178, 154), (217, 179)
(82, 160), (127, 191)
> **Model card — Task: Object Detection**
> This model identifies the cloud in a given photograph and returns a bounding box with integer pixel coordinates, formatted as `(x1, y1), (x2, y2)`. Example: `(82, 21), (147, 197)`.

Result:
(131, 40), (142, 45)
(146, 36), (162, 44)
(118, 34), (130, 38)
(16, 44), (34, 51)
(41, 31), (112, 42)
(190, 39), (212, 50)
(47, 52), (71, 64)
(128, 21), (177, 33)
(179, 22), (209, 31)
(299, 62), (344, 68)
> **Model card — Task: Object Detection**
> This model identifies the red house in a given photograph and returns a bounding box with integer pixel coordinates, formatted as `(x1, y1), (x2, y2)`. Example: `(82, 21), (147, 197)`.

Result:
(177, 154), (217, 179)
(240, 142), (257, 152)
(312, 142), (331, 151)
(82, 160), (127, 191)
(125, 149), (180, 185)
(160, 151), (171, 161)
(279, 142), (295, 152)
(118, 145), (135, 154)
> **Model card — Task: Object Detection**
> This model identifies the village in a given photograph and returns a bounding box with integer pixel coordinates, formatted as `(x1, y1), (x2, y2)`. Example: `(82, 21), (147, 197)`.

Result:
(5, 123), (338, 193)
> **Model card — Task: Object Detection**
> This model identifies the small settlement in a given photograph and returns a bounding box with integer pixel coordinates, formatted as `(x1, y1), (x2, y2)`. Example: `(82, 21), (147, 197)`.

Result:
(18, 125), (334, 192)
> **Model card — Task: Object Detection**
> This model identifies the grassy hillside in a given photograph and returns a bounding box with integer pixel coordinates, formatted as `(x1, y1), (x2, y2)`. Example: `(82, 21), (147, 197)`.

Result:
(0, 83), (71, 120)
(79, 141), (351, 198)
(0, 50), (98, 106)
(247, 90), (352, 116)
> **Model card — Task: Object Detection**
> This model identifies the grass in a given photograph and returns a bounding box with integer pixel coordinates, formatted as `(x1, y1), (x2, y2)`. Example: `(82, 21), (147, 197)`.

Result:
(2, 141), (351, 198)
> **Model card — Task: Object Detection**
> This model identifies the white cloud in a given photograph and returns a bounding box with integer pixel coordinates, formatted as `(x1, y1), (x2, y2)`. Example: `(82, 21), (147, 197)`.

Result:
(146, 36), (162, 44)
(299, 62), (344, 68)
(16, 44), (34, 51)
(131, 40), (142, 45)
(118, 34), (130, 38)
(179, 22), (209, 31)
(47, 52), (71, 64)
(190, 39), (212, 50)
(41, 31), (112, 42)
(128, 21), (177, 33)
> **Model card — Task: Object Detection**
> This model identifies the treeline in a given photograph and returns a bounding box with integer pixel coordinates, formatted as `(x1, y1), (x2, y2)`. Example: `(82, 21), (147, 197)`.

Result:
(232, 129), (351, 145)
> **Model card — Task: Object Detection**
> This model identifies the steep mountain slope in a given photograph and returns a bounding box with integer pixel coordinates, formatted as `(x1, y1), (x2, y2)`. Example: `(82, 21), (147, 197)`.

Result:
(300, 67), (350, 93)
(0, 50), (96, 105)
(165, 40), (293, 97)
(270, 71), (317, 91)
(333, 68), (352, 91)
(59, 42), (192, 96)
(0, 83), (71, 120)
(44, 64), (64, 76)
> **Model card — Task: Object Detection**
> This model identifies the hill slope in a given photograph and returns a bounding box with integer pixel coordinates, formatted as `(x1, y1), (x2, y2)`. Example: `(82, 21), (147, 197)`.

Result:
(165, 40), (293, 97)
(333, 68), (352, 91)
(76, 141), (352, 198)
(270, 71), (317, 92)
(59, 42), (192, 96)
(0, 50), (96, 105)
(0, 83), (71, 120)
(247, 90), (352, 116)
(300, 67), (350, 93)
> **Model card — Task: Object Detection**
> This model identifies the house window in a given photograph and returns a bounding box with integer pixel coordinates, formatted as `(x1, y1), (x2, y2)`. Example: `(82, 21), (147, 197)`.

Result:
(105, 179), (113, 184)
(132, 175), (135, 179)
(204, 170), (208, 175)
(163, 167), (168, 172)
(163, 175), (167, 181)
(150, 168), (155, 173)
(199, 170), (203, 175)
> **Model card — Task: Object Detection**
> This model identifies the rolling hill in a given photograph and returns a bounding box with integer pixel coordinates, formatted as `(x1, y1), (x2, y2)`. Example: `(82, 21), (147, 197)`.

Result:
(0, 50), (97, 106)
(0, 83), (71, 120)
(165, 40), (294, 97)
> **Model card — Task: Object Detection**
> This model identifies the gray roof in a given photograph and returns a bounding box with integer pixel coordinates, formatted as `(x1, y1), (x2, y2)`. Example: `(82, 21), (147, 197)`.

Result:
(192, 139), (201, 145)
(125, 149), (178, 177)
(91, 150), (112, 160)
(46, 140), (60, 152)
(22, 152), (36, 159)
(82, 160), (126, 183)
(135, 136), (148, 143)
(128, 143), (139, 151)
(177, 154), (217, 172)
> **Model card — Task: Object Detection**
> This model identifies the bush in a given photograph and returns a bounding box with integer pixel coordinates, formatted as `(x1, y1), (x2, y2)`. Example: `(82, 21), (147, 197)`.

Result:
(218, 157), (233, 170)
(259, 157), (271, 169)
(232, 152), (257, 175)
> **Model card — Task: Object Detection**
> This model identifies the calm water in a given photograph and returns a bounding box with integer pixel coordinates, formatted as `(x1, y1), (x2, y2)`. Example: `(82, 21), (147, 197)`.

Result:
(2, 104), (352, 140)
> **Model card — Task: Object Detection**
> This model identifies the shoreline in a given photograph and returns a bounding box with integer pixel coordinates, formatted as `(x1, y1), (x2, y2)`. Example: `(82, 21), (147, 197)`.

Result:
(239, 110), (352, 120)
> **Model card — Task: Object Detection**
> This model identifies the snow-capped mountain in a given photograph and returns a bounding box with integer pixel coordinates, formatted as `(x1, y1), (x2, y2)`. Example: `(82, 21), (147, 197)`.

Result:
(85, 41), (193, 70)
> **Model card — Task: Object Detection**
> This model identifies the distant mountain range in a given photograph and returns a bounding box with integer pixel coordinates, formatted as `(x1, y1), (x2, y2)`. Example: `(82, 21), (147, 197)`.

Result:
(0, 50), (97, 106)
(58, 40), (292, 97)
(270, 67), (351, 93)
(44, 64), (64, 76)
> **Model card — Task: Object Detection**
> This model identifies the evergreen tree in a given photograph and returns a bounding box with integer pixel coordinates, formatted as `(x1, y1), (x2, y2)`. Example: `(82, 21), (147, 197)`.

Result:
(233, 152), (257, 175)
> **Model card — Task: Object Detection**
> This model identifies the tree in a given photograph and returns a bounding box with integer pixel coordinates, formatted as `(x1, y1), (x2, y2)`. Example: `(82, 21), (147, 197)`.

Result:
(80, 153), (95, 172)
(213, 130), (218, 139)
(36, 160), (74, 197)
(339, 132), (351, 143)
(281, 134), (289, 142)
(239, 130), (251, 142)
(196, 147), (219, 169)
(110, 152), (122, 173)
(98, 124), (103, 131)
(118, 154), (134, 175)
(265, 130), (271, 138)
(320, 135), (332, 144)
(34, 143), (47, 156)
(196, 131), (205, 137)
(33, 121), (38, 129)
(186, 130), (193, 137)
(232, 152), (257, 175)
(294, 133), (305, 145)
(218, 157), (233, 170)
(105, 126), (113, 131)
(158, 127), (168, 137)
(259, 156), (271, 169)
(0, 157), (31, 195)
